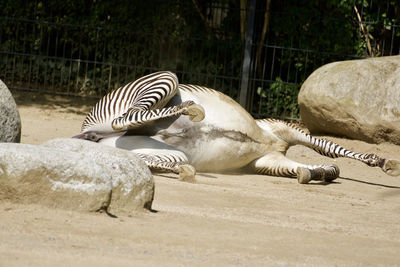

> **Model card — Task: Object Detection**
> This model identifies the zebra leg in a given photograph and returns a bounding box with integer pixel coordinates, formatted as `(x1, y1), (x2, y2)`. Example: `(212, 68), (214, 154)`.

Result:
(111, 101), (205, 131)
(137, 153), (196, 183)
(99, 135), (196, 182)
(248, 152), (339, 184)
(81, 71), (204, 134)
(256, 119), (400, 176)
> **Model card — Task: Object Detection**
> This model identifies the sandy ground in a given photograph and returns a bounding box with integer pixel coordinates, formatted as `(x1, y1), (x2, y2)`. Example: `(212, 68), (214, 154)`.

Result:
(1, 91), (400, 266)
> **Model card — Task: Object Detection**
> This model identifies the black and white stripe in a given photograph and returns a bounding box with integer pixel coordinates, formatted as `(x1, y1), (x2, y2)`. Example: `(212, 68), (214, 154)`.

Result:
(179, 84), (218, 94)
(254, 165), (297, 177)
(136, 153), (189, 173)
(253, 162), (338, 178)
(81, 71), (179, 132)
(257, 118), (384, 167)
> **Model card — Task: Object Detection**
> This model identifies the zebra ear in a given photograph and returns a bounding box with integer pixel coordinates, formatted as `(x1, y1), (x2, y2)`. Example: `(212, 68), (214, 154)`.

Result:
(71, 131), (100, 141)
(72, 132), (88, 139)
(72, 131), (125, 141)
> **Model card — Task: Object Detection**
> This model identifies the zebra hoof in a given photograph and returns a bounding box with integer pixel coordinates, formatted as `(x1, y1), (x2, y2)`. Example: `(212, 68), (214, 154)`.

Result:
(297, 167), (331, 184)
(296, 167), (312, 184)
(186, 104), (205, 122)
(322, 164), (340, 182)
(178, 164), (196, 183)
(382, 159), (400, 176)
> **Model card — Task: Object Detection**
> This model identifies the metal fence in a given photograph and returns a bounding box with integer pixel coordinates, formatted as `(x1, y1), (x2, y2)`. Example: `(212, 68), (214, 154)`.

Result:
(1, 0), (399, 119)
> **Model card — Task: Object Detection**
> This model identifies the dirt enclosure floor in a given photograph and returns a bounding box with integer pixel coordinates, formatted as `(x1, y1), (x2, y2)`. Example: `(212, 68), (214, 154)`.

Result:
(1, 91), (400, 266)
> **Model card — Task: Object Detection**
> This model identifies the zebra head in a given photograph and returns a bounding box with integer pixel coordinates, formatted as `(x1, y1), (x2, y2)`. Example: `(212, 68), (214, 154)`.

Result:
(72, 130), (126, 142)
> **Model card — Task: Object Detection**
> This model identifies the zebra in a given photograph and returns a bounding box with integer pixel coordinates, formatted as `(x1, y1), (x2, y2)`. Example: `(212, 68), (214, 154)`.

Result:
(73, 71), (400, 183)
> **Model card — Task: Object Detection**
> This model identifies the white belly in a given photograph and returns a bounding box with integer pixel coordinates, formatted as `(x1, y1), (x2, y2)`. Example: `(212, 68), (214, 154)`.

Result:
(183, 134), (265, 171)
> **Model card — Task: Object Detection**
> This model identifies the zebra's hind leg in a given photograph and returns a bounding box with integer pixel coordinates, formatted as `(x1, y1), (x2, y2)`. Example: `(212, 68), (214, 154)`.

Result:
(111, 101), (205, 131)
(137, 153), (196, 183)
(256, 119), (400, 177)
(248, 152), (340, 184)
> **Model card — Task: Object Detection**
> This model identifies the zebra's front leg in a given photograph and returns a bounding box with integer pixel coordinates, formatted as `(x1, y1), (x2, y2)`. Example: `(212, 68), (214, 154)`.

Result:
(111, 101), (205, 131)
(98, 135), (197, 182)
(137, 153), (196, 183)
(248, 152), (340, 184)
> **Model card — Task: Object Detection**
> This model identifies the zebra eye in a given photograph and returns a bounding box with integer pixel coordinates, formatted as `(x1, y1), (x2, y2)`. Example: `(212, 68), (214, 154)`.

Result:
(85, 133), (98, 141)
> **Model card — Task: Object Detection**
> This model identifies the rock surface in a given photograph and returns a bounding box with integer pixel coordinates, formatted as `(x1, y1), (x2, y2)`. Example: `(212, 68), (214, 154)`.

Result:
(298, 55), (400, 145)
(42, 138), (154, 214)
(0, 80), (21, 142)
(0, 139), (154, 215)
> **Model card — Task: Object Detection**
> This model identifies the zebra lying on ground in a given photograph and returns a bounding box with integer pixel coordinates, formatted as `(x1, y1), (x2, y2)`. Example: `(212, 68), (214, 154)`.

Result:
(73, 71), (400, 183)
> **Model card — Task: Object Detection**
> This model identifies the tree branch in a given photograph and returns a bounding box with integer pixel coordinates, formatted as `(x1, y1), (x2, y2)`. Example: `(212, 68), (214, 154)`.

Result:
(192, 0), (212, 34)
(354, 5), (374, 57)
(257, 0), (272, 77)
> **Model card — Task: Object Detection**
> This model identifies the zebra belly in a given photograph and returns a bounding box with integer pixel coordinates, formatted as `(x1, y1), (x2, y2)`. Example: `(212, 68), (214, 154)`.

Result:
(175, 137), (263, 172)
(155, 121), (268, 172)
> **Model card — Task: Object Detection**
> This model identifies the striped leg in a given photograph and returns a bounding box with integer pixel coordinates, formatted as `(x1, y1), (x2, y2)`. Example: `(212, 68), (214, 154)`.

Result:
(248, 152), (340, 184)
(99, 135), (196, 182)
(81, 71), (205, 134)
(111, 101), (205, 131)
(137, 153), (196, 182)
(256, 119), (400, 176)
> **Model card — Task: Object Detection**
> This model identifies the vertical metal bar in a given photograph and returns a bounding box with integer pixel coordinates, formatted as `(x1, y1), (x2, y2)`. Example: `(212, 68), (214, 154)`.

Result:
(28, 22), (33, 89)
(61, 28), (66, 89)
(239, 0), (256, 109)
(125, 32), (131, 83)
(269, 46), (275, 80)
(67, 35), (73, 94)
(11, 23), (19, 84)
(102, 33), (107, 94)
(181, 36), (187, 82)
(93, 28), (99, 91)
(133, 33), (139, 81)
(44, 24), (51, 91)
(75, 30), (82, 93)
(390, 28), (395, 56)
(52, 29), (58, 91)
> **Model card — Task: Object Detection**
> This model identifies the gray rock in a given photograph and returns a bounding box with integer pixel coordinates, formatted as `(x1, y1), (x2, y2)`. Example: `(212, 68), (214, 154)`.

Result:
(0, 139), (154, 215)
(41, 138), (154, 214)
(0, 143), (111, 211)
(0, 80), (21, 143)
(298, 55), (400, 145)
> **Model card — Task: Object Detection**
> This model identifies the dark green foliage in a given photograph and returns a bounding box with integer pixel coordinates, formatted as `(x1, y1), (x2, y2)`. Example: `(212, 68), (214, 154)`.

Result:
(0, 0), (399, 118)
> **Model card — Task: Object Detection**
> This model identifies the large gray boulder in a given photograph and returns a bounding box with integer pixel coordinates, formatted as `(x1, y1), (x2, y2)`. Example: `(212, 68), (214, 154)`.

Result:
(0, 139), (154, 215)
(41, 138), (154, 214)
(298, 56), (400, 145)
(0, 80), (21, 142)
